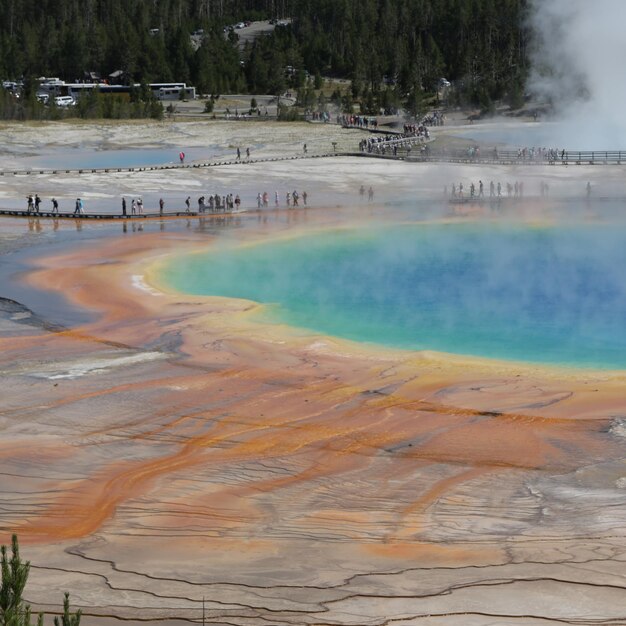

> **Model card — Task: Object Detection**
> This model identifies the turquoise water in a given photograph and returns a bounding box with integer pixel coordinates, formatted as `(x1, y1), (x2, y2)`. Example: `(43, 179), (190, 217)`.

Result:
(23, 146), (225, 169)
(162, 224), (626, 369)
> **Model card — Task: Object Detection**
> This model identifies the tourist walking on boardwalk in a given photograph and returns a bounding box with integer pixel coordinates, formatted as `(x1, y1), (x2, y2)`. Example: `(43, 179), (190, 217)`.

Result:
(246, 147), (250, 159)
(185, 196), (191, 212)
(51, 198), (59, 214)
(34, 194), (41, 213)
(137, 198), (144, 214)
(236, 147), (241, 161)
(235, 195), (241, 210)
(497, 182), (502, 197)
(257, 193), (262, 209)
(275, 191), (279, 207)
(179, 151), (185, 163)
(74, 198), (83, 215)
(27, 195), (34, 213)
(286, 192), (291, 207)
(131, 198), (137, 215)
(303, 143), (307, 154)
(368, 186), (374, 201)
(122, 197), (127, 216)
(159, 198), (165, 214)
(479, 180), (484, 197)
(302, 191), (308, 206)
(292, 190), (299, 206)
(586, 181), (592, 197)
(490, 181), (495, 197)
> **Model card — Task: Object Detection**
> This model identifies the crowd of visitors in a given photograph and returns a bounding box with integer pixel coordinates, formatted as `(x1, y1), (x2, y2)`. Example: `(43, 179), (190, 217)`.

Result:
(515, 147), (566, 163)
(306, 110), (332, 122)
(447, 179), (592, 200)
(26, 194), (75, 214)
(255, 190), (309, 208)
(340, 115), (379, 129)
(448, 180), (525, 199)
(195, 194), (240, 213)
(420, 111), (446, 126)
(19, 190), (316, 217)
(359, 131), (428, 155)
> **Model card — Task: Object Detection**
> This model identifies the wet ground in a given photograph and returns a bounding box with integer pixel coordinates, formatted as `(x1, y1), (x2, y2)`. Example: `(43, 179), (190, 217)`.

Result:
(0, 120), (625, 626)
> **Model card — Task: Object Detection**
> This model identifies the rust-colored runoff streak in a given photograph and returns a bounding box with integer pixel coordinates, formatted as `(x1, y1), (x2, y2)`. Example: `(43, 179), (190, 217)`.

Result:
(8, 228), (620, 549)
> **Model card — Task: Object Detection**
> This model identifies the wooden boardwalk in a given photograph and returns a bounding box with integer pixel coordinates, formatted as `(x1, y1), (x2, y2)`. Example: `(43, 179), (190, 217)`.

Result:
(0, 209), (242, 220)
(448, 195), (625, 206)
(2, 147), (626, 180)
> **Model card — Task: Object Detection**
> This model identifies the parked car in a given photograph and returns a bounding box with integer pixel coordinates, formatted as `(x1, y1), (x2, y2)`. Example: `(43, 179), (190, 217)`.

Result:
(54, 95), (75, 107)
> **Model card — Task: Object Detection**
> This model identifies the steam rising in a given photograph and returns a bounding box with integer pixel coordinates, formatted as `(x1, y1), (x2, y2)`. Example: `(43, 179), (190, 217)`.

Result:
(529, 0), (626, 149)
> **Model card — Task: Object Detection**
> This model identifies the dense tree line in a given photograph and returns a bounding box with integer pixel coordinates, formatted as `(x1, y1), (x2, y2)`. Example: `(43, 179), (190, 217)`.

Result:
(0, 0), (529, 117)
(0, 0), (291, 92)
(288, 0), (530, 111)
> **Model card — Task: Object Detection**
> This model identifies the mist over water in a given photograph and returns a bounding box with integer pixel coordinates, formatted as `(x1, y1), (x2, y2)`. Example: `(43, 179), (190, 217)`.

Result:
(163, 224), (626, 369)
(530, 0), (626, 149)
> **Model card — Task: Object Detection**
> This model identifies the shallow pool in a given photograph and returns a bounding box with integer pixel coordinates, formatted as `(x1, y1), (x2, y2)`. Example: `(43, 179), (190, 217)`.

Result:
(18, 146), (229, 170)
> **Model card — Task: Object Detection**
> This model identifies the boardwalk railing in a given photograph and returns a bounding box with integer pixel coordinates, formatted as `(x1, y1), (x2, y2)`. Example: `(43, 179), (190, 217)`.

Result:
(0, 208), (247, 220)
(361, 135), (428, 152)
(406, 149), (626, 165)
(3, 147), (626, 179)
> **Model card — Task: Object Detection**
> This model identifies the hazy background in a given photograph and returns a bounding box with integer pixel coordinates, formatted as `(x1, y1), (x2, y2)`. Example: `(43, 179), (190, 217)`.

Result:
(529, 0), (626, 149)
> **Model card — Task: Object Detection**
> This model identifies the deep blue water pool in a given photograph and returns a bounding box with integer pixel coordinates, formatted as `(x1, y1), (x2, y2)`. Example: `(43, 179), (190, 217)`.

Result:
(162, 223), (626, 369)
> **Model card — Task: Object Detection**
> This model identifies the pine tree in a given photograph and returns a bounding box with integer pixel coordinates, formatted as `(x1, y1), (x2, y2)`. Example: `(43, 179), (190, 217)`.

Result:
(0, 535), (43, 626)
(1, 536), (81, 626)
(53, 594), (80, 626)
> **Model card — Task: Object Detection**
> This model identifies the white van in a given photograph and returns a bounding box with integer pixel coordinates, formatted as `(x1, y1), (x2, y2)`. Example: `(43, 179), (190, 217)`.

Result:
(54, 95), (75, 107)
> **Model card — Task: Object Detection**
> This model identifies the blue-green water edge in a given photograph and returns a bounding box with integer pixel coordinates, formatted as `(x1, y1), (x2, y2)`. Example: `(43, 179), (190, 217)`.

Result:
(162, 223), (626, 369)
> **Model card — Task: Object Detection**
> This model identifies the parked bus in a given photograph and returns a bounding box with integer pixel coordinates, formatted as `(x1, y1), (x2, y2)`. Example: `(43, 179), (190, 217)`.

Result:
(151, 83), (196, 101)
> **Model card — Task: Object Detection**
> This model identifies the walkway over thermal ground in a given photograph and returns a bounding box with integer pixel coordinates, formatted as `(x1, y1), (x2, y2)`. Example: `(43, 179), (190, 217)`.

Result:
(2, 146), (626, 179)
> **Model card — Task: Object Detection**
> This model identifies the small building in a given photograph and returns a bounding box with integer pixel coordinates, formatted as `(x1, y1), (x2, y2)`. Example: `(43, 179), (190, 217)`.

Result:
(108, 70), (129, 85)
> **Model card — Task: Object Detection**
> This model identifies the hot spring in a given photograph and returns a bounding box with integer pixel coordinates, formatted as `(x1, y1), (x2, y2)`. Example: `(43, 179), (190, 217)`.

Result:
(161, 222), (626, 369)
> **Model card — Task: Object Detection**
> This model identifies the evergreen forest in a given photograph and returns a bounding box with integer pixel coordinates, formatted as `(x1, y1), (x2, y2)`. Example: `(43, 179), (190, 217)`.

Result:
(0, 0), (530, 118)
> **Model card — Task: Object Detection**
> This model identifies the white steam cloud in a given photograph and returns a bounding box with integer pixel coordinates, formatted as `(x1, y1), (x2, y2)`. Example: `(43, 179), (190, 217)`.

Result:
(529, 0), (626, 149)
